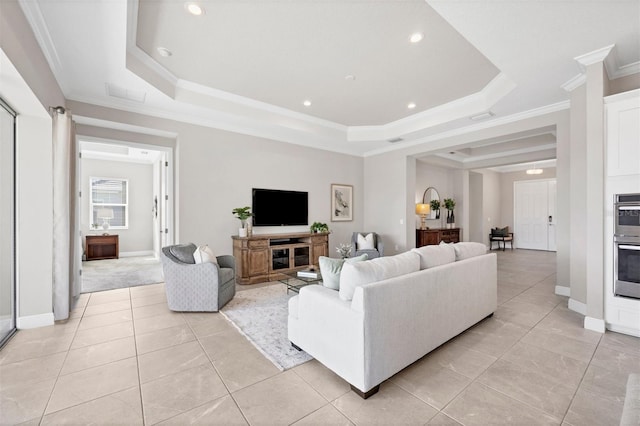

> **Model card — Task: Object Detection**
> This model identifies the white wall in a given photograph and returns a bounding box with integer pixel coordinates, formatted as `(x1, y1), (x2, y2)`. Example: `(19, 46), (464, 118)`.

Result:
(81, 159), (154, 254)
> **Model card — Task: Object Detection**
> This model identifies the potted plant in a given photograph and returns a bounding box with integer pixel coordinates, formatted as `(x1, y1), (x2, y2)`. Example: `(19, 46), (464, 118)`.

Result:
(232, 206), (252, 237)
(443, 198), (456, 228)
(429, 199), (441, 219)
(310, 221), (329, 233)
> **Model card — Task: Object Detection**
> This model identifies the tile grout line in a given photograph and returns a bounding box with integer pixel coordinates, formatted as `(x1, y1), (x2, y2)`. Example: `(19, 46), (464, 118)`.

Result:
(185, 312), (254, 426)
(37, 292), (91, 423)
(558, 331), (604, 424)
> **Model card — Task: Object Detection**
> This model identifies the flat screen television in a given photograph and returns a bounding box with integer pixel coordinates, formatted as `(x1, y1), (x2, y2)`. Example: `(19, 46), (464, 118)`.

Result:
(252, 188), (308, 226)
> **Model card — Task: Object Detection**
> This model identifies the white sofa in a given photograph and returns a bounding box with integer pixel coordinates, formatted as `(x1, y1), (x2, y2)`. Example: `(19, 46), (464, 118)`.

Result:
(288, 242), (497, 398)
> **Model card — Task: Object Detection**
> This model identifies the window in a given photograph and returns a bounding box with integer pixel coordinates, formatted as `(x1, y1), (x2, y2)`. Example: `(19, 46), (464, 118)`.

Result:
(90, 177), (128, 229)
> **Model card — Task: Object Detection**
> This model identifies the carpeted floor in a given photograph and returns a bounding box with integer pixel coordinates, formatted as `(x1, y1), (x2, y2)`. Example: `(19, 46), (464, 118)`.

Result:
(221, 284), (313, 370)
(81, 256), (164, 293)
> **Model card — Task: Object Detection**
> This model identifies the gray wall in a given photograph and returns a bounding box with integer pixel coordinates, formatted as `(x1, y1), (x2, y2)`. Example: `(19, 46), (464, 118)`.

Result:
(70, 102), (364, 258)
(81, 159), (154, 254)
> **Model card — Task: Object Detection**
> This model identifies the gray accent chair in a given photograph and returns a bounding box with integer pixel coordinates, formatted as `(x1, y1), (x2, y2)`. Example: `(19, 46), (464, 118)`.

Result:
(160, 243), (236, 312)
(351, 232), (384, 259)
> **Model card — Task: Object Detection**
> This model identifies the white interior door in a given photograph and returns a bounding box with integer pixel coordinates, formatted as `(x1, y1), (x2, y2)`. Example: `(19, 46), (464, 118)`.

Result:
(514, 179), (557, 251)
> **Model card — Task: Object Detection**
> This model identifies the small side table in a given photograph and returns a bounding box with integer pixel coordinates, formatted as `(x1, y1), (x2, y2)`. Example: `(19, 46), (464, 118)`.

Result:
(86, 234), (119, 260)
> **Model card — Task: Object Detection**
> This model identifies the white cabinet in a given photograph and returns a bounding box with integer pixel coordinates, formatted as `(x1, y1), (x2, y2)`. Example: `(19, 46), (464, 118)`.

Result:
(605, 90), (640, 177)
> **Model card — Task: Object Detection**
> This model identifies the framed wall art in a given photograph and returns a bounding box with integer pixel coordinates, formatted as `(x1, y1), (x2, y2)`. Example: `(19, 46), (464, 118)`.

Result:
(331, 184), (353, 222)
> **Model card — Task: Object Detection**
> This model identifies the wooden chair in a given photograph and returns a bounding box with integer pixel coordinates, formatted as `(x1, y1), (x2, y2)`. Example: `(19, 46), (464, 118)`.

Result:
(489, 232), (514, 251)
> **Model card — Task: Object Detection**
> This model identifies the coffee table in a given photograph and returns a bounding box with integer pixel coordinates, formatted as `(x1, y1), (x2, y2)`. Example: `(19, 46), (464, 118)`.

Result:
(278, 270), (323, 293)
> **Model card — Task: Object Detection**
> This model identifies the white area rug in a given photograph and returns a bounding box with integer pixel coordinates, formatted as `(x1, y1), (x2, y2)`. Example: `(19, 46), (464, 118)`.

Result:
(221, 284), (312, 370)
(82, 256), (164, 293)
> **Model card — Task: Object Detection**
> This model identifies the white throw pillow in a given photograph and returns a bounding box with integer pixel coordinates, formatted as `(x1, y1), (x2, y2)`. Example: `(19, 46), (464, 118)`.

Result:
(453, 242), (487, 261)
(319, 254), (368, 290)
(193, 244), (218, 264)
(410, 243), (456, 270)
(356, 233), (375, 250)
(339, 251), (420, 301)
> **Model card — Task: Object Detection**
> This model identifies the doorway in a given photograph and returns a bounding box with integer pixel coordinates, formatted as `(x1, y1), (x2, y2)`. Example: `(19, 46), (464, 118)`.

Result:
(0, 98), (16, 346)
(78, 138), (174, 292)
(514, 179), (557, 251)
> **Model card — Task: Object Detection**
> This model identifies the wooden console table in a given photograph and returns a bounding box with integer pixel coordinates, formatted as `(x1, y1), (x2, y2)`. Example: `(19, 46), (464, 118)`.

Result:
(416, 228), (460, 248)
(232, 232), (329, 285)
(86, 234), (119, 260)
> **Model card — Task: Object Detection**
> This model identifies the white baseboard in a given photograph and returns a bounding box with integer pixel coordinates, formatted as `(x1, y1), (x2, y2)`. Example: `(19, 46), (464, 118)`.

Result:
(568, 298), (587, 315)
(584, 316), (606, 333)
(606, 323), (640, 337)
(17, 312), (54, 329)
(555, 286), (570, 297)
(120, 250), (154, 258)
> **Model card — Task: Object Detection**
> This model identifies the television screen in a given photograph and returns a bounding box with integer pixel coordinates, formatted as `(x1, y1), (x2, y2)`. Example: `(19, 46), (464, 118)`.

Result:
(252, 188), (308, 226)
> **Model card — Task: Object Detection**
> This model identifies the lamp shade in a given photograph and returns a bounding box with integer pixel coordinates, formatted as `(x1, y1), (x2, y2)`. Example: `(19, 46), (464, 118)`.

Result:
(415, 203), (430, 215)
(97, 208), (114, 219)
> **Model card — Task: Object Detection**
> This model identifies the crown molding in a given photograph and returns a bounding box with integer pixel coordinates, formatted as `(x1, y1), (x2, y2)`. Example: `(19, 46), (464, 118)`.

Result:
(363, 100), (569, 157)
(67, 94), (361, 156)
(347, 72), (516, 142)
(561, 73), (586, 92)
(575, 44), (615, 69)
(604, 46), (640, 79)
(17, 0), (69, 94)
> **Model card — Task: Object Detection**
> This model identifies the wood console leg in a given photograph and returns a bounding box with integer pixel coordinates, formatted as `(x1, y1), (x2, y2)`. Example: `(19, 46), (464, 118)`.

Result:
(291, 342), (302, 351)
(351, 384), (380, 399)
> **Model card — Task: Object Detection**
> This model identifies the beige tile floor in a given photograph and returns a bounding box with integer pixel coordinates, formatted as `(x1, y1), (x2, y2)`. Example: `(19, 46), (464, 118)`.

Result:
(1, 249), (639, 425)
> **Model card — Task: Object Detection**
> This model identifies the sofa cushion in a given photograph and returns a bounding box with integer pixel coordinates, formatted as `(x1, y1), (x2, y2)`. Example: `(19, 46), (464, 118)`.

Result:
(356, 233), (375, 250)
(411, 243), (455, 269)
(193, 244), (218, 264)
(339, 251), (420, 301)
(169, 243), (196, 264)
(453, 242), (487, 261)
(319, 254), (368, 290)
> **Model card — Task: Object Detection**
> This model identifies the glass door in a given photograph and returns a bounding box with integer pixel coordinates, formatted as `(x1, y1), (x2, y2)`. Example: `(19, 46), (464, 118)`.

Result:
(0, 98), (16, 347)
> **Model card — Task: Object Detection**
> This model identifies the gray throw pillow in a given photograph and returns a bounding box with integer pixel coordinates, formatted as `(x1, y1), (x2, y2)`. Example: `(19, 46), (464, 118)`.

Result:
(169, 243), (197, 264)
(492, 226), (509, 237)
(319, 254), (368, 290)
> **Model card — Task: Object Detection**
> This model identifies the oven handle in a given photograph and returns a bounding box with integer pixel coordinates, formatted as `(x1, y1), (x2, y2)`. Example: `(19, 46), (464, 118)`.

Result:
(619, 245), (640, 251)
(617, 206), (640, 210)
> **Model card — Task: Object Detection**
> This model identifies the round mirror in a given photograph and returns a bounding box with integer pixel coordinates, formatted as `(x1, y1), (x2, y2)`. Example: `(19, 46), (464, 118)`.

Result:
(422, 187), (440, 220)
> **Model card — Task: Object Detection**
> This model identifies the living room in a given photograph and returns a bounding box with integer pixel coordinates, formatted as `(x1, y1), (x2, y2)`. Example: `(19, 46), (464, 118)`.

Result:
(1, 0), (639, 424)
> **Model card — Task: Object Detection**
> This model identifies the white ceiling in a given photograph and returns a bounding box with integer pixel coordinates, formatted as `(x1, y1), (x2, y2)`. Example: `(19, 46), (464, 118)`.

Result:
(18, 0), (640, 161)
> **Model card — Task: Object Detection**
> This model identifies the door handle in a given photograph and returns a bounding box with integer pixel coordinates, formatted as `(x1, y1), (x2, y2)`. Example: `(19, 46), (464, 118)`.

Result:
(548, 215), (552, 223)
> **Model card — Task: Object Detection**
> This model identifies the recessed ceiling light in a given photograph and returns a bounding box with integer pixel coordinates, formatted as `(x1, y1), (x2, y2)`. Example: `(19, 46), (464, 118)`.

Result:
(157, 47), (172, 57)
(409, 32), (424, 43)
(407, 102), (416, 109)
(345, 75), (356, 81)
(303, 100), (312, 107)
(185, 2), (205, 16)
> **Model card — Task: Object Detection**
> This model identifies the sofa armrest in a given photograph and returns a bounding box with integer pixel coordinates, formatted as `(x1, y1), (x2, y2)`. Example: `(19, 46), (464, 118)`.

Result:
(216, 255), (236, 272)
(297, 285), (355, 318)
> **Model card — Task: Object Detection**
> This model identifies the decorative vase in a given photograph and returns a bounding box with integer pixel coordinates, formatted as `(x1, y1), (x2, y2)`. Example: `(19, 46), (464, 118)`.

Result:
(435, 209), (440, 220)
(238, 227), (248, 237)
(446, 210), (455, 229)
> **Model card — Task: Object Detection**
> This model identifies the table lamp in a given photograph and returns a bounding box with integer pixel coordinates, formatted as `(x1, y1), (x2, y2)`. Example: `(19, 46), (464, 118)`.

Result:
(415, 203), (430, 230)
(98, 208), (114, 231)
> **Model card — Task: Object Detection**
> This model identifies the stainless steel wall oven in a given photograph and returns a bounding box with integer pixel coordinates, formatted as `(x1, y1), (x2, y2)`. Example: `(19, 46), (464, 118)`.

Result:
(614, 193), (640, 299)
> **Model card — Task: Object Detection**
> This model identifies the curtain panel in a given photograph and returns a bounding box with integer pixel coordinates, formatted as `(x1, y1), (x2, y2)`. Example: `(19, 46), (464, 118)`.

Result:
(52, 108), (81, 320)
